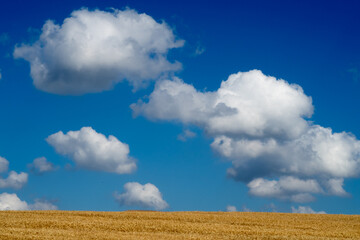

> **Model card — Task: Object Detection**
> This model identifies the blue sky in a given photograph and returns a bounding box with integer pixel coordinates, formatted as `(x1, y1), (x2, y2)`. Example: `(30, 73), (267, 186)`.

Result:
(0, 0), (359, 214)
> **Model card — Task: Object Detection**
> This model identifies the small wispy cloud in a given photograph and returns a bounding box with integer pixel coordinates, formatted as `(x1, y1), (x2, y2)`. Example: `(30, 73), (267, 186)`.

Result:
(262, 203), (277, 212)
(0, 157), (8, 173)
(226, 205), (237, 212)
(291, 206), (326, 214)
(177, 129), (196, 141)
(226, 205), (252, 212)
(242, 205), (252, 212)
(0, 33), (9, 45)
(194, 45), (205, 56)
(28, 157), (58, 175)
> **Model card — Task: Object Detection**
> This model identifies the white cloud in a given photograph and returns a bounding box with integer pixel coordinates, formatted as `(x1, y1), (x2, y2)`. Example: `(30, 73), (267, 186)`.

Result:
(29, 199), (58, 210)
(194, 45), (205, 56)
(247, 177), (322, 203)
(226, 205), (237, 212)
(0, 157), (9, 173)
(0, 193), (28, 210)
(0, 193), (57, 210)
(0, 171), (28, 190)
(28, 157), (57, 175)
(0, 70), (2, 80)
(114, 182), (169, 210)
(213, 125), (359, 199)
(47, 127), (136, 174)
(213, 126), (360, 201)
(132, 70), (360, 202)
(132, 70), (313, 140)
(14, 8), (184, 95)
(291, 206), (326, 214)
(177, 129), (196, 141)
(0, 157), (28, 190)
(325, 178), (348, 196)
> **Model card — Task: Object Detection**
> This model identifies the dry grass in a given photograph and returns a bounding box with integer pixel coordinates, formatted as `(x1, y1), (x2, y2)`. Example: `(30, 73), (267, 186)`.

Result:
(0, 211), (359, 239)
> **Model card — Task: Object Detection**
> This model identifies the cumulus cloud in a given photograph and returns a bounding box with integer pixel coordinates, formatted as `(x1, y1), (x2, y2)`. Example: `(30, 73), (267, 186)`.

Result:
(247, 177), (322, 203)
(14, 8), (184, 95)
(0, 157), (28, 190)
(132, 71), (313, 140)
(0, 157), (9, 173)
(217, 126), (360, 180)
(213, 125), (358, 200)
(226, 205), (237, 212)
(132, 70), (360, 202)
(0, 193), (28, 210)
(28, 157), (57, 175)
(0, 193), (57, 210)
(114, 182), (169, 210)
(47, 127), (136, 174)
(291, 206), (326, 214)
(0, 171), (28, 189)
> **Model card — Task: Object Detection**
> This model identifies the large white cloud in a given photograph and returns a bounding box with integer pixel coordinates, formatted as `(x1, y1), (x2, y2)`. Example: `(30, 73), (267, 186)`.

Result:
(214, 125), (360, 181)
(28, 157), (57, 175)
(291, 206), (326, 214)
(114, 182), (169, 210)
(0, 193), (57, 210)
(47, 127), (136, 174)
(132, 70), (313, 140)
(213, 125), (358, 201)
(14, 8), (184, 95)
(132, 70), (360, 202)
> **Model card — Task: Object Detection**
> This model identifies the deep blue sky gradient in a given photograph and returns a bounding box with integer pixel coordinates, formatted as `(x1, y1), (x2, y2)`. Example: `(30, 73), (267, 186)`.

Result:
(0, 0), (359, 213)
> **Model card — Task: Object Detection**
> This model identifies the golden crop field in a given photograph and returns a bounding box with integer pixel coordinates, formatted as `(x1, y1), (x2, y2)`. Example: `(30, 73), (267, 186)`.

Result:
(0, 211), (359, 239)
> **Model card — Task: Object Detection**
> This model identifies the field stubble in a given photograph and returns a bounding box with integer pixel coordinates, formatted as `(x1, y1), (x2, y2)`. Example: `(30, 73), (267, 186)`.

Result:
(0, 211), (359, 239)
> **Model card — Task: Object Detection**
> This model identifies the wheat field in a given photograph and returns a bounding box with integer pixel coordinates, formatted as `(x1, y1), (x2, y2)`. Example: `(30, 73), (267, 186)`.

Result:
(0, 211), (359, 239)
